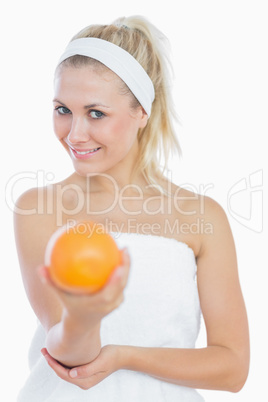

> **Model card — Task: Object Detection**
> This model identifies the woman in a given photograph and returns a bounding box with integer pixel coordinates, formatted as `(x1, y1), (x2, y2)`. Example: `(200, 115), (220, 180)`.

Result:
(14, 15), (249, 401)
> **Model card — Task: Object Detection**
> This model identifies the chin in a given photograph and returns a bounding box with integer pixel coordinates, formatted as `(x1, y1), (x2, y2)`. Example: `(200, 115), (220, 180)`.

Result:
(71, 160), (106, 178)
(72, 166), (97, 177)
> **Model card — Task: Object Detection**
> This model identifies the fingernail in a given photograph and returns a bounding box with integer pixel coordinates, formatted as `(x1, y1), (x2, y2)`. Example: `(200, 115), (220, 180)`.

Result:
(115, 267), (124, 278)
(70, 369), (77, 378)
(42, 353), (49, 363)
(39, 276), (47, 284)
(41, 348), (47, 357)
(123, 247), (129, 255)
(38, 266), (47, 284)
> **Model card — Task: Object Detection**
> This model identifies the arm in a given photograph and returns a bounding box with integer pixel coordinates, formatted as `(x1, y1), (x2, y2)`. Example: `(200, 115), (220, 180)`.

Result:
(45, 314), (101, 367)
(14, 188), (129, 367)
(40, 259), (129, 367)
(118, 345), (245, 393)
(55, 197), (249, 391)
(117, 198), (249, 392)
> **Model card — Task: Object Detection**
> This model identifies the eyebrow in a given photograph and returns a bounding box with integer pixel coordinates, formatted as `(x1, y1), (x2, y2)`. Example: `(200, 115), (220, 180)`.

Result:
(53, 99), (111, 109)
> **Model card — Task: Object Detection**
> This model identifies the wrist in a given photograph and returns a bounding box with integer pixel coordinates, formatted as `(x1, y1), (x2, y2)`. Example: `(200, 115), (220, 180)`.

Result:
(62, 309), (101, 335)
(117, 345), (138, 370)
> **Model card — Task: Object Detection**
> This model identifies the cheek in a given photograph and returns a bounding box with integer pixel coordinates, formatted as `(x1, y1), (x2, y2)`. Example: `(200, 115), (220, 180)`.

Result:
(53, 115), (71, 140)
(107, 117), (138, 147)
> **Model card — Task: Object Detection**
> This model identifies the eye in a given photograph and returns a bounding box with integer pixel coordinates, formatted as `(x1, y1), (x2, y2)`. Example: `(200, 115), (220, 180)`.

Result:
(55, 106), (71, 115)
(89, 110), (104, 119)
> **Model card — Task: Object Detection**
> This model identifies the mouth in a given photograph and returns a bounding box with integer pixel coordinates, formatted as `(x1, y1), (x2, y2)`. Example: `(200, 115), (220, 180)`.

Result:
(70, 147), (102, 159)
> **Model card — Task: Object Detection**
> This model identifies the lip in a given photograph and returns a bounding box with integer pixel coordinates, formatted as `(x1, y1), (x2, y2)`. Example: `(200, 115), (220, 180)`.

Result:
(70, 146), (101, 160)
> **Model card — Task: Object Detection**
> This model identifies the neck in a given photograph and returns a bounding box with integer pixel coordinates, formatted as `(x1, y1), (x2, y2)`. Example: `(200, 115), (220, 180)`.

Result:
(72, 170), (147, 195)
(69, 162), (167, 198)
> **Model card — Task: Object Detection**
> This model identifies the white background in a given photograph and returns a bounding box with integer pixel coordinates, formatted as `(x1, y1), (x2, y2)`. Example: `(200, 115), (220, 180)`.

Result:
(1, 0), (267, 400)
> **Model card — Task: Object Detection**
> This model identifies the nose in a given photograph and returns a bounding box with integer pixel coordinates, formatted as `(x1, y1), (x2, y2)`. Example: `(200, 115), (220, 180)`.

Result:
(67, 116), (91, 144)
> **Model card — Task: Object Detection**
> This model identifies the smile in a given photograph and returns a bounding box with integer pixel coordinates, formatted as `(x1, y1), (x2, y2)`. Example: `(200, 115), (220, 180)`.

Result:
(70, 147), (101, 159)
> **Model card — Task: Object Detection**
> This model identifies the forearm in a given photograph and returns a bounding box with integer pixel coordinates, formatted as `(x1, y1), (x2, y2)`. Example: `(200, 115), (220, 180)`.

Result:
(119, 345), (247, 393)
(46, 312), (101, 367)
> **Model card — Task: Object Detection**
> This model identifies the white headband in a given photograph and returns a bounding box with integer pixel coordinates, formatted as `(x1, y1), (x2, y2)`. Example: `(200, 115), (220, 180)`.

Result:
(57, 38), (155, 116)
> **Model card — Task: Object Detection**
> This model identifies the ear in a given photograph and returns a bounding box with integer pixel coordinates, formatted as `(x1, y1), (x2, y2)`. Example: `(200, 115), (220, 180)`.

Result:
(138, 107), (149, 129)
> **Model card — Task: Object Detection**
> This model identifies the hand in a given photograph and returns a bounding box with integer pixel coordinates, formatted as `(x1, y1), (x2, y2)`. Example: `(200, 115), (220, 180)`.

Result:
(41, 344), (122, 390)
(38, 248), (130, 328)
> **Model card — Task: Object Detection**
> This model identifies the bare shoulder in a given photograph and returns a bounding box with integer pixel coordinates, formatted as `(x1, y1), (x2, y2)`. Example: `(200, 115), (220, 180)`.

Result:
(14, 186), (58, 269)
(200, 194), (230, 229)
(197, 195), (234, 250)
(168, 181), (227, 219)
(13, 177), (84, 259)
(14, 184), (55, 211)
(14, 177), (75, 220)
(187, 192), (234, 257)
(165, 180), (232, 257)
(15, 186), (41, 209)
(14, 184), (57, 225)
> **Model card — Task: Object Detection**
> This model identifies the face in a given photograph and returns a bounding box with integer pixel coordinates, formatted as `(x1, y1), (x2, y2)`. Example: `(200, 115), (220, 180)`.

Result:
(53, 65), (148, 177)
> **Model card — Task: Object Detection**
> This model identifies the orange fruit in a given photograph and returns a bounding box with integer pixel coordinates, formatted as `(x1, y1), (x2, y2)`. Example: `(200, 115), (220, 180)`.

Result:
(45, 221), (122, 294)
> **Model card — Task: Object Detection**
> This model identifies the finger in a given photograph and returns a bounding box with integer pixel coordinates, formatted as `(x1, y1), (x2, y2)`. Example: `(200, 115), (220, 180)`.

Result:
(37, 265), (61, 290)
(96, 250), (129, 306)
(69, 359), (99, 380)
(37, 265), (50, 284)
(107, 248), (130, 286)
(41, 349), (95, 389)
(121, 247), (131, 269)
(69, 364), (91, 380)
(37, 265), (77, 299)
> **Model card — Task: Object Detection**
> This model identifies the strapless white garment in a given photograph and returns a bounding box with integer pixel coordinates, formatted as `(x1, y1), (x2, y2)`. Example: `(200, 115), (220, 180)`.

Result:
(17, 232), (205, 402)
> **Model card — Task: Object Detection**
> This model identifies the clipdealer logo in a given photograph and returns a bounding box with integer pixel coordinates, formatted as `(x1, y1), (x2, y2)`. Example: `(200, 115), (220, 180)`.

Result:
(227, 170), (263, 233)
(6, 169), (264, 234)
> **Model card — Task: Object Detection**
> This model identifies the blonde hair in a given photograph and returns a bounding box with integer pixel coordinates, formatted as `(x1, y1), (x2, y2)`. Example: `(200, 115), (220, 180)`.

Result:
(60, 16), (181, 190)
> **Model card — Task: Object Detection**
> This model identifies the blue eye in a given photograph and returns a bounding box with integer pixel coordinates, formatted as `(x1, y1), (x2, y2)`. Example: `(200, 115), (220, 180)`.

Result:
(55, 106), (71, 115)
(90, 110), (104, 119)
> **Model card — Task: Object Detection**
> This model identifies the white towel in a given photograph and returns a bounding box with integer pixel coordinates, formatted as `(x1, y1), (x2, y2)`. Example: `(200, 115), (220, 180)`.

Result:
(18, 232), (204, 402)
